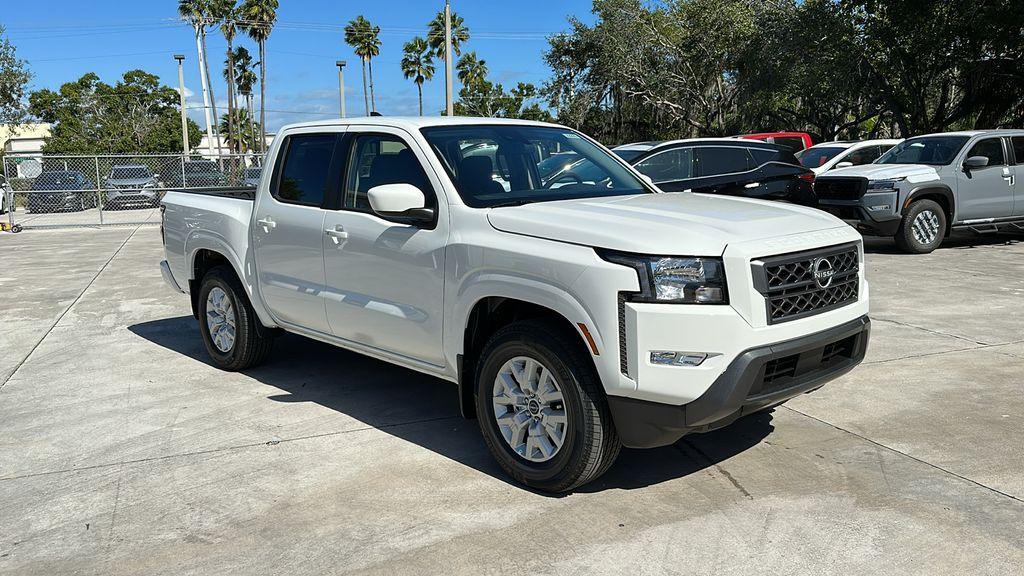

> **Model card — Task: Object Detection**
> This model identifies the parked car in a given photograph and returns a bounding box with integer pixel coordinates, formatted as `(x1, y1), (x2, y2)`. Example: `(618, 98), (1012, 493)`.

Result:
(27, 170), (97, 213)
(814, 130), (1024, 253)
(160, 117), (870, 493)
(613, 139), (816, 205)
(241, 166), (262, 187)
(104, 164), (160, 209)
(165, 160), (227, 188)
(739, 131), (814, 152)
(796, 139), (902, 176)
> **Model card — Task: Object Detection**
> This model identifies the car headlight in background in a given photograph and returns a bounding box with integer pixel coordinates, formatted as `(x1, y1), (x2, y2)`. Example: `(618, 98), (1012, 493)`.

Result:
(867, 178), (904, 191)
(598, 251), (728, 304)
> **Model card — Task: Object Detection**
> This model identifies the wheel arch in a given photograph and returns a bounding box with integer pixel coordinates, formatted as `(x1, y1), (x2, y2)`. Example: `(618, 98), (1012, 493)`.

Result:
(185, 233), (275, 327)
(903, 184), (955, 235)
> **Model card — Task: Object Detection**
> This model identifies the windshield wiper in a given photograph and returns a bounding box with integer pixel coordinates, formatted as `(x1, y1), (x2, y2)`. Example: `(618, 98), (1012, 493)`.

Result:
(488, 199), (534, 208)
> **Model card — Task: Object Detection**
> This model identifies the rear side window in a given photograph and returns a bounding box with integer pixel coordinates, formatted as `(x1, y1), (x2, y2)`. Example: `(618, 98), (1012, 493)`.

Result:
(773, 137), (806, 151)
(274, 134), (337, 206)
(342, 133), (434, 212)
(965, 138), (1006, 166)
(634, 147), (693, 182)
(694, 146), (752, 177)
(1011, 137), (1024, 165)
(843, 146), (884, 166)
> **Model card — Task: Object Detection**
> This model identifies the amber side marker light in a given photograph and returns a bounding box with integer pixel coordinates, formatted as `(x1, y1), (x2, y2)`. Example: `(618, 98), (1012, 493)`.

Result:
(577, 323), (600, 356)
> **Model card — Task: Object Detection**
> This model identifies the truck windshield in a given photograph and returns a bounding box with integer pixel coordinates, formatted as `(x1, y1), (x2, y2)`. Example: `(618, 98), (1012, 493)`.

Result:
(420, 125), (651, 208)
(876, 136), (969, 166)
(796, 147), (845, 168)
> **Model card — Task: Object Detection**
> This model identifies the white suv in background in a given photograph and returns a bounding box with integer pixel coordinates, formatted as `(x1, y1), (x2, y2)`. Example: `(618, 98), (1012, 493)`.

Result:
(797, 139), (901, 175)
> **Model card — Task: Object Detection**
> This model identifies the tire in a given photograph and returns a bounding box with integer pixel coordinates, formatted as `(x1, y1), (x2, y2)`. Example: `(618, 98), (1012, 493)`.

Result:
(197, 265), (274, 371)
(895, 199), (946, 254)
(475, 319), (620, 493)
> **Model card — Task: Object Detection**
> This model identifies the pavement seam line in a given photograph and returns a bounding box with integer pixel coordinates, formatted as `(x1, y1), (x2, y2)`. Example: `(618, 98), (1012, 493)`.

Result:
(0, 414), (460, 482)
(863, 338), (1024, 366)
(870, 316), (990, 346)
(781, 405), (1024, 506)
(0, 225), (143, 391)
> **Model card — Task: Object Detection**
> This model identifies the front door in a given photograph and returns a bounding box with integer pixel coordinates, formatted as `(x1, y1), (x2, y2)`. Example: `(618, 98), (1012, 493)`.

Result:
(1011, 136), (1024, 216)
(252, 130), (343, 334)
(322, 127), (448, 366)
(956, 137), (1013, 221)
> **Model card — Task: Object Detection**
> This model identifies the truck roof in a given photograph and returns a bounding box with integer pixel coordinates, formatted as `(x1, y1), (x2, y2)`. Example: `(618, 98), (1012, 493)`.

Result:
(279, 116), (566, 132)
(913, 129), (1024, 138)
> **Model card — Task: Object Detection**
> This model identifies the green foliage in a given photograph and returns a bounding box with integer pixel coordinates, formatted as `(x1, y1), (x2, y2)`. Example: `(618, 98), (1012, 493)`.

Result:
(427, 10), (469, 61)
(455, 79), (552, 122)
(218, 107), (261, 152)
(544, 0), (1024, 143)
(28, 70), (202, 154)
(401, 37), (435, 116)
(0, 26), (31, 129)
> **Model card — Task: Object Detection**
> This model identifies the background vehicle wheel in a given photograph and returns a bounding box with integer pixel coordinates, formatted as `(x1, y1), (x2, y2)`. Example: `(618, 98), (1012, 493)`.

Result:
(198, 265), (274, 371)
(475, 319), (620, 493)
(895, 199), (946, 254)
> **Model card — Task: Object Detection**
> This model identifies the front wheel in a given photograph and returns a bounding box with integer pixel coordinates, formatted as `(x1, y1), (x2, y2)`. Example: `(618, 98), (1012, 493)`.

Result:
(197, 265), (274, 371)
(475, 320), (620, 493)
(895, 199), (946, 254)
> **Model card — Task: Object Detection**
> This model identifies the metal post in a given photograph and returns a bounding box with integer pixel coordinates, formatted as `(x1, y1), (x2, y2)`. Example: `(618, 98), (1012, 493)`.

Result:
(445, 0), (454, 116)
(336, 60), (347, 118)
(94, 157), (104, 225)
(175, 54), (189, 155)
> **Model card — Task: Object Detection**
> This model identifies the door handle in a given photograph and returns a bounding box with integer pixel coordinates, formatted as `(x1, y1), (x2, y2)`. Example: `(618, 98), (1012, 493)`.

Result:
(325, 225), (348, 244)
(256, 217), (276, 232)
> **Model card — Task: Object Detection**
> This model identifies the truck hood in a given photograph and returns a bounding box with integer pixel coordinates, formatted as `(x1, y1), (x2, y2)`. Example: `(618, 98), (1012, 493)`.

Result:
(823, 163), (938, 180)
(107, 178), (155, 186)
(486, 193), (847, 255)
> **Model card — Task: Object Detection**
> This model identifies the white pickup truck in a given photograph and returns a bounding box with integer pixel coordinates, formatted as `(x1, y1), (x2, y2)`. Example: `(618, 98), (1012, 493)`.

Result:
(160, 117), (870, 492)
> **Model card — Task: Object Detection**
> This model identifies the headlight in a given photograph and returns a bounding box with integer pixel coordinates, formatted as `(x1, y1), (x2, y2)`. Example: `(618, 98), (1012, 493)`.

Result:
(143, 182), (155, 188)
(868, 178), (904, 190)
(599, 251), (728, 304)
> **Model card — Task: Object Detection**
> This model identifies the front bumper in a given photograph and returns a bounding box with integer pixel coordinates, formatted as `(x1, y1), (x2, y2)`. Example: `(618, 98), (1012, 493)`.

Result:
(819, 190), (902, 237)
(607, 315), (870, 448)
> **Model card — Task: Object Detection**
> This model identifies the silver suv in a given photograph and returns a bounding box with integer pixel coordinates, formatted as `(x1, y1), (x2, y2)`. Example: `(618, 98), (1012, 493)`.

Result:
(814, 130), (1024, 253)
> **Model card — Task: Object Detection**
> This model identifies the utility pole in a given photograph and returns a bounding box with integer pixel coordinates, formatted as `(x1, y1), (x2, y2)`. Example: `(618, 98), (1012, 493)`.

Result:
(193, 34), (217, 156)
(444, 0), (454, 116)
(336, 60), (347, 118)
(174, 55), (189, 155)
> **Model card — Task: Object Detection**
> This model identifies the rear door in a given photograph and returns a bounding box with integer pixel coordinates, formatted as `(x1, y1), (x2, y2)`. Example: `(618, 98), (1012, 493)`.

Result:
(632, 146), (694, 184)
(1011, 136), (1024, 216)
(252, 129), (343, 334)
(956, 137), (1013, 220)
(321, 126), (449, 366)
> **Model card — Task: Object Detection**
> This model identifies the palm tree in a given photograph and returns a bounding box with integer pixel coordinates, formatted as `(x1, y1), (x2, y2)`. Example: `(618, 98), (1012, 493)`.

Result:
(239, 0), (278, 152)
(427, 10), (469, 63)
(211, 0), (239, 153)
(179, 0), (218, 152)
(218, 108), (259, 153)
(456, 51), (487, 88)
(344, 16), (382, 115)
(401, 37), (435, 116)
(232, 49), (259, 154)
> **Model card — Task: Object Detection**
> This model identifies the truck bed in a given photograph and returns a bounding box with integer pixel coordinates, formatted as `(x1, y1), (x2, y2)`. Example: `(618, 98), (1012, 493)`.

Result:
(164, 187), (256, 201)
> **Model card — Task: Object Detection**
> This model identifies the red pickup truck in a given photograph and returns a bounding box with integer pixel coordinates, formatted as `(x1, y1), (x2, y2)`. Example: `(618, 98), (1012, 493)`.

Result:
(740, 132), (814, 152)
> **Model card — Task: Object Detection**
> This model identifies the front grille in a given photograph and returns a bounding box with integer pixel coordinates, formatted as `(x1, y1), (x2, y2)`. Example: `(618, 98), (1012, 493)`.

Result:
(814, 177), (867, 201)
(753, 243), (860, 324)
(752, 333), (859, 397)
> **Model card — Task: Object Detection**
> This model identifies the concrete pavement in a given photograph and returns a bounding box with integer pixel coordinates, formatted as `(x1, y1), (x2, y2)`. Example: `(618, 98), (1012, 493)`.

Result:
(1, 227), (1022, 575)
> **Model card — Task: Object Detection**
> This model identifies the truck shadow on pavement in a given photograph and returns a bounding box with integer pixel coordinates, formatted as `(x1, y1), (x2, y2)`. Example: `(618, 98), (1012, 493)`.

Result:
(129, 316), (773, 495)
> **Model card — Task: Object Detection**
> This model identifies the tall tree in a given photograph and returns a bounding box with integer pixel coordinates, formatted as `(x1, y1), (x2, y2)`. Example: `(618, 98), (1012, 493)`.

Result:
(211, 0), (240, 152)
(456, 52), (487, 87)
(239, 0), (278, 152)
(344, 16), (382, 115)
(426, 10), (469, 63)
(179, 0), (219, 150)
(0, 26), (31, 130)
(401, 37), (435, 116)
(218, 107), (261, 152)
(232, 48), (259, 155)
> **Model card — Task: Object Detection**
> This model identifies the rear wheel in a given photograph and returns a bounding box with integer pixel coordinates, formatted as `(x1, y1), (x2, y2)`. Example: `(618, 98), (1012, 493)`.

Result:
(197, 265), (274, 371)
(475, 319), (620, 493)
(895, 199), (946, 254)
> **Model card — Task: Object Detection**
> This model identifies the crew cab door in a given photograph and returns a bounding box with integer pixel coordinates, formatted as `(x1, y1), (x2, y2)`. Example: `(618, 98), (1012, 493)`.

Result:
(956, 136), (1013, 220)
(252, 129), (344, 334)
(1011, 136), (1024, 216)
(321, 126), (448, 366)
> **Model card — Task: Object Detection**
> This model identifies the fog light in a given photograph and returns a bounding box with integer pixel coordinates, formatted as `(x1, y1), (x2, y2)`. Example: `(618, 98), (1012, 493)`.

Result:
(650, 351), (709, 366)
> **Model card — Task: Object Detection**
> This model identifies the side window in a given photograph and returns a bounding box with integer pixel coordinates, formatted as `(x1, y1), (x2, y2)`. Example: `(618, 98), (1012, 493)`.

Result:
(965, 138), (1005, 166)
(749, 148), (780, 166)
(343, 133), (435, 211)
(844, 146), (881, 166)
(273, 134), (337, 206)
(634, 147), (693, 182)
(694, 146), (752, 177)
(774, 137), (805, 151)
(1011, 137), (1024, 165)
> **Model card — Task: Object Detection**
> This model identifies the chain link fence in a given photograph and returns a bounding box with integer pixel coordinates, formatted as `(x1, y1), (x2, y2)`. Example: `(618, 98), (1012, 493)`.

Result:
(2, 153), (263, 229)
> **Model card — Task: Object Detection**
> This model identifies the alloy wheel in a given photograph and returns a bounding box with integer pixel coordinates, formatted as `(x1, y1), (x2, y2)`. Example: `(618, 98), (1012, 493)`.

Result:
(206, 287), (237, 353)
(492, 355), (568, 462)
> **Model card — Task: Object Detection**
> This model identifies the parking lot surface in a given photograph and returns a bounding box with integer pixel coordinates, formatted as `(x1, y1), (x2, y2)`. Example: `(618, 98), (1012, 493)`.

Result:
(1, 226), (1022, 575)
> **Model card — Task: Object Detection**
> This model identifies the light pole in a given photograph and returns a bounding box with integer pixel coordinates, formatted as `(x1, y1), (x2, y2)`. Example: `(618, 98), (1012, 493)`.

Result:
(444, 0), (454, 116)
(336, 60), (347, 118)
(174, 54), (189, 155)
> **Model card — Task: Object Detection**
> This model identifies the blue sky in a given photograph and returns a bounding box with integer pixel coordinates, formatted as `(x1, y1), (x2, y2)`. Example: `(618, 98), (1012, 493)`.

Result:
(5, 0), (596, 132)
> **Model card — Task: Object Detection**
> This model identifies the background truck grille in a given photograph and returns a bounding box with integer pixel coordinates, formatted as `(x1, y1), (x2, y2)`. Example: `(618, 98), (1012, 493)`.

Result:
(753, 243), (860, 324)
(814, 177), (867, 201)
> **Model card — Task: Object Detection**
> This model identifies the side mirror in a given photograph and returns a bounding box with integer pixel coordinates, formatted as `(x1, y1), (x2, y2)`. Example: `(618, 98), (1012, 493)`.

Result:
(963, 156), (988, 170)
(368, 183), (434, 223)
(834, 161), (853, 169)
